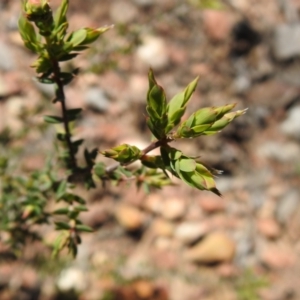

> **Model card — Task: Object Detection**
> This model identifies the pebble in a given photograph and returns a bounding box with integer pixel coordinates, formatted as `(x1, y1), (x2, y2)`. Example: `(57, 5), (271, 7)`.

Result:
(280, 105), (300, 140)
(84, 87), (110, 112)
(198, 194), (226, 213)
(276, 190), (299, 225)
(160, 197), (186, 221)
(144, 194), (163, 214)
(273, 23), (300, 60)
(202, 9), (235, 42)
(260, 245), (296, 269)
(114, 204), (146, 231)
(174, 221), (209, 244)
(133, 0), (154, 6)
(150, 218), (174, 237)
(0, 40), (15, 71)
(80, 202), (111, 228)
(257, 218), (281, 239)
(109, 1), (138, 24)
(57, 267), (87, 292)
(257, 140), (300, 162)
(136, 36), (169, 71)
(184, 231), (236, 264)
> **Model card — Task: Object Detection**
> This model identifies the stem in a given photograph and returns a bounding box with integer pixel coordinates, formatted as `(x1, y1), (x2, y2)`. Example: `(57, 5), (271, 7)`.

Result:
(51, 58), (77, 172)
(105, 137), (173, 173)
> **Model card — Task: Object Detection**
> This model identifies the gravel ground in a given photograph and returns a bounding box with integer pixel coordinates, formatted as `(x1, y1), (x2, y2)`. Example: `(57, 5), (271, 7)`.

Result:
(1, 1), (300, 299)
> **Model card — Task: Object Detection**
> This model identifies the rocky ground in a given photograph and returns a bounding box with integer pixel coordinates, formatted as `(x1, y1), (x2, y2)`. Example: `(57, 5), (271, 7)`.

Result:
(1, 0), (300, 299)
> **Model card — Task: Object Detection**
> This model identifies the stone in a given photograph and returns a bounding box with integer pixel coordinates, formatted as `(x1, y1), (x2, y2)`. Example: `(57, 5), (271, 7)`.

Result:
(4, 96), (25, 132)
(80, 202), (111, 228)
(136, 36), (169, 71)
(110, 1), (138, 24)
(273, 23), (300, 60)
(280, 106), (300, 140)
(257, 141), (300, 162)
(276, 190), (299, 225)
(160, 197), (186, 220)
(257, 218), (281, 239)
(260, 245), (296, 269)
(0, 40), (15, 71)
(199, 194), (226, 213)
(174, 221), (209, 244)
(128, 74), (148, 103)
(57, 267), (87, 292)
(84, 87), (110, 112)
(133, 0), (154, 6)
(202, 9), (235, 42)
(114, 204), (146, 231)
(34, 81), (55, 98)
(184, 232), (236, 264)
(150, 218), (174, 237)
(144, 194), (163, 214)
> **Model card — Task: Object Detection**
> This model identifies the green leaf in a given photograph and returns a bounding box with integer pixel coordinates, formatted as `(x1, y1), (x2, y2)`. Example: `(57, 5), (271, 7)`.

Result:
(55, 221), (71, 230)
(31, 56), (52, 74)
(56, 180), (67, 199)
(179, 159), (196, 172)
(94, 162), (106, 177)
(191, 124), (213, 134)
(57, 53), (79, 62)
(44, 115), (63, 124)
(141, 155), (165, 169)
(52, 22), (69, 40)
(183, 76), (199, 105)
(54, 0), (69, 28)
(193, 107), (217, 125)
(59, 72), (76, 86)
(168, 148), (182, 161)
(75, 224), (93, 232)
(18, 14), (38, 52)
(167, 92), (185, 119)
(37, 77), (54, 84)
(213, 103), (236, 119)
(80, 26), (113, 45)
(74, 205), (88, 212)
(68, 29), (87, 46)
(66, 108), (82, 121)
(53, 207), (69, 215)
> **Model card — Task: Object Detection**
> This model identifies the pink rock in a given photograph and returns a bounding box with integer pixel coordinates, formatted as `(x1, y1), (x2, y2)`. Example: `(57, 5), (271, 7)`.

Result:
(260, 245), (296, 269)
(199, 195), (226, 213)
(257, 218), (281, 239)
(202, 9), (235, 42)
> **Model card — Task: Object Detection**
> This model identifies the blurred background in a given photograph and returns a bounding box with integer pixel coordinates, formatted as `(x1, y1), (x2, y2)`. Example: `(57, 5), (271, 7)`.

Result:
(1, 0), (300, 299)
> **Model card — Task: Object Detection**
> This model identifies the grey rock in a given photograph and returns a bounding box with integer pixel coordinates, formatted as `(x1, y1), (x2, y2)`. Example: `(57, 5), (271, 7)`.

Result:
(136, 36), (169, 71)
(34, 81), (55, 98)
(0, 41), (15, 71)
(280, 106), (300, 140)
(133, 0), (154, 6)
(276, 190), (300, 225)
(232, 75), (251, 94)
(110, 1), (138, 24)
(174, 221), (209, 244)
(273, 23), (300, 60)
(57, 267), (87, 292)
(257, 140), (300, 162)
(85, 87), (110, 112)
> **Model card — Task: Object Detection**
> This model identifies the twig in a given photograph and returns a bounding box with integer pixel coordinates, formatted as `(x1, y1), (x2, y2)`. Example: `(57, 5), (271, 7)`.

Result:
(105, 137), (173, 173)
(51, 58), (77, 172)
